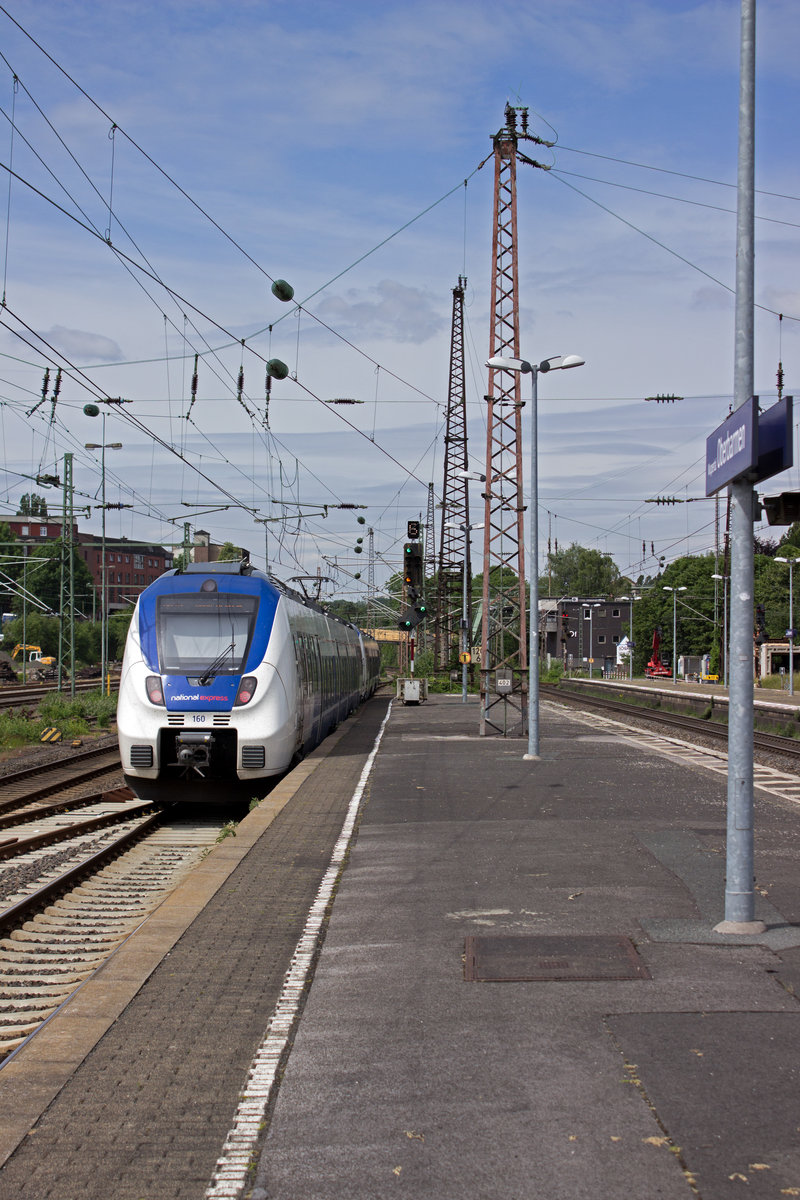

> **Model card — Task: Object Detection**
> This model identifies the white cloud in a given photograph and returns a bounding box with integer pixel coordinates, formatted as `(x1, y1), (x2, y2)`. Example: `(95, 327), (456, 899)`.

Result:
(315, 281), (447, 344)
(38, 325), (125, 363)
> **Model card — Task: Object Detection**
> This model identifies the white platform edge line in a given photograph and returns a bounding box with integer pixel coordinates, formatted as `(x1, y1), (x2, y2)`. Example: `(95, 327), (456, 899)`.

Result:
(204, 699), (394, 1200)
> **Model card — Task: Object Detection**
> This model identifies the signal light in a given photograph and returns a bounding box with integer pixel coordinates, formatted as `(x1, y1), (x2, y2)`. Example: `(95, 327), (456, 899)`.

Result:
(403, 543), (423, 589)
(407, 520), (420, 539)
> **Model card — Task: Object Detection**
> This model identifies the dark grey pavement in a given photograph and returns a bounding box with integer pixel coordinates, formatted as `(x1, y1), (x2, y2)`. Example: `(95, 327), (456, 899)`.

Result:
(252, 694), (800, 1200)
(0, 695), (391, 1200)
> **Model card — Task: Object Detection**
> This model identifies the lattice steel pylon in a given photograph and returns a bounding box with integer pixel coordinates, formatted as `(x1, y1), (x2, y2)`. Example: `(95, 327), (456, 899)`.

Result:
(366, 526), (375, 630)
(57, 452), (76, 697)
(480, 107), (528, 736)
(435, 276), (472, 670)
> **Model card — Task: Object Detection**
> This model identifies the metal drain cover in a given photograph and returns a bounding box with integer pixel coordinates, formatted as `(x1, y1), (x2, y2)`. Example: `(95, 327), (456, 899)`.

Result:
(464, 934), (651, 982)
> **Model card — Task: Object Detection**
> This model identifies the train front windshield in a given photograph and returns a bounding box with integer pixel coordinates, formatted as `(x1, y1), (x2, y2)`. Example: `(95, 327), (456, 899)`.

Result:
(156, 593), (258, 675)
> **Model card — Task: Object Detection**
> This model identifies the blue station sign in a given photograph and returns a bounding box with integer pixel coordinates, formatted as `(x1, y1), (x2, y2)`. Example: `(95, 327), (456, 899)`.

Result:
(753, 394), (793, 484)
(705, 396), (758, 496)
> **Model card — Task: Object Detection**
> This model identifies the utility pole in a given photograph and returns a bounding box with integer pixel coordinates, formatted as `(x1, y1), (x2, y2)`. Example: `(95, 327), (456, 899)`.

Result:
(436, 276), (472, 671)
(425, 483), (436, 579)
(480, 107), (528, 735)
(367, 527), (375, 632)
(57, 453), (75, 697)
(716, 0), (764, 935)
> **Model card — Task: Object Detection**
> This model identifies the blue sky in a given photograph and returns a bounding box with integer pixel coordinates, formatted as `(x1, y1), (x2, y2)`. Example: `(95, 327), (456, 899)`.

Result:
(0, 0), (798, 598)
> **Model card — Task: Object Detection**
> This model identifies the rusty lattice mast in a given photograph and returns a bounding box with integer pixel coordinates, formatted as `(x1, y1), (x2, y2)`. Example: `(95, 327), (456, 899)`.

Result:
(480, 106), (528, 735)
(435, 276), (471, 669)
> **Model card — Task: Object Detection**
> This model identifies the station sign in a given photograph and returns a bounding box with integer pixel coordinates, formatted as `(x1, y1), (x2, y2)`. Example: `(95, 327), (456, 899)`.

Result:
(705, 396), (758, 496)
(705, 396), (793, 496)
(753, 395), (793, 485)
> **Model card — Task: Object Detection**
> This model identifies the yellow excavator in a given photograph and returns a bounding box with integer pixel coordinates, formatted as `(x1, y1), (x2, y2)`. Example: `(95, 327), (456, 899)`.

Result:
(11, 644), (56, 667)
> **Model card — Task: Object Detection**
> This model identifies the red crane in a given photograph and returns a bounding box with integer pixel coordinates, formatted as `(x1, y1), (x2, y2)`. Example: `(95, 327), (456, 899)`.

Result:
(645, 627), (671, 678)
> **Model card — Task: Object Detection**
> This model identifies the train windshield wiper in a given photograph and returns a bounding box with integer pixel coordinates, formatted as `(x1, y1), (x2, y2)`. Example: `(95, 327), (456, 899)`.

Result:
(198, 642), (236, 686)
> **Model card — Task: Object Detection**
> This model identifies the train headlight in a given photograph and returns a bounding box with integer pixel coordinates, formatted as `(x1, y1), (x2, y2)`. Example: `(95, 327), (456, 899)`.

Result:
(234, 675), (258, 706)
(145, 675), (165, 706)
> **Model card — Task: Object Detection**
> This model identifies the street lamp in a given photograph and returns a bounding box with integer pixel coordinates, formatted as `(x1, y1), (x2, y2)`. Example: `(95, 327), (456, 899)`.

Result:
(663, 586), (688, 683)
(586, 602), (600, 678)
(711, 573), (729, 687)
(774, 556), (799, 695)
(485, 352), (585, 759)
(446, 520), (484, 703)
(85, 416), (123, 688)
(619, 595), (639, 681)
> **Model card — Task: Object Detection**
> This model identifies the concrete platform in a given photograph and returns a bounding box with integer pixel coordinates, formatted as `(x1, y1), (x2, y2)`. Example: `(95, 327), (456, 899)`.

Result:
(250, 694), (800, 1200)
(2, 690), (800, 1199)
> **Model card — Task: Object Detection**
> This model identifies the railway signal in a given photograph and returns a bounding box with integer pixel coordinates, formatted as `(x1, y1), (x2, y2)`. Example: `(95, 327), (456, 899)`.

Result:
(403, 543), (423, 590)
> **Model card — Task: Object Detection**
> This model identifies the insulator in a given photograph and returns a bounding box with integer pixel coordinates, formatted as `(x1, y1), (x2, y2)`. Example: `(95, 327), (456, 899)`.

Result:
(41, 368), (50, 399)
(191, 353), (198, 400)
(52, 368), (62, 399)
(267, 358), (289, 380)
(271, 279), (294, 303)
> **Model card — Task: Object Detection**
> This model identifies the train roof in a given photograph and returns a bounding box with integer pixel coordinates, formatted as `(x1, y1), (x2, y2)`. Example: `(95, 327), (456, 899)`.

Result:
(164, 560), (369, 637)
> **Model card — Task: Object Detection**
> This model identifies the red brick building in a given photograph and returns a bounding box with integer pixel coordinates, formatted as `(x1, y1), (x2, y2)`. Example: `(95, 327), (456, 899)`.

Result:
(1, 515), (172, 613)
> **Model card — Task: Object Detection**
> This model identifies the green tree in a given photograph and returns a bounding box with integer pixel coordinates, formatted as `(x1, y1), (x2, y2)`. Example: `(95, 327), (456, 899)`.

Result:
(12, 540), (96, 617)
(2, 612), (60, 658)
(541, 543), (629, 599)
(108, 608), (135, 660)
(17, 492), (49, 518)
(631, 555), (721, 675)
(216, 542), (242, 562)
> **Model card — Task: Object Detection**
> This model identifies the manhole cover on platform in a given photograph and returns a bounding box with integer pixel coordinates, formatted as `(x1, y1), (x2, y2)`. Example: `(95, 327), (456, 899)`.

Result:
(464, 934), (651, 982)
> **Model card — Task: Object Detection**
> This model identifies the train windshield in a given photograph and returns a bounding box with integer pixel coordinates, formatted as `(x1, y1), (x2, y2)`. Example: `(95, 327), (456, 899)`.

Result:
(156, 592), (258, 675)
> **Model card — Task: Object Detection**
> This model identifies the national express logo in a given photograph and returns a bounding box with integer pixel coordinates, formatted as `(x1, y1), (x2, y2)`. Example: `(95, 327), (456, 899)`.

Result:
(169, 693), (229, 702)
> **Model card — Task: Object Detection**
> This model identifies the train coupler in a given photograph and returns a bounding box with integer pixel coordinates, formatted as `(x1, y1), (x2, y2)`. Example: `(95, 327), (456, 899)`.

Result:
(175, 731), (215, 777)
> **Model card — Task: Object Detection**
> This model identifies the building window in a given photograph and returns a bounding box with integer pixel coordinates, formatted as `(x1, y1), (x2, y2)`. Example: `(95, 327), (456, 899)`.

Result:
(597, 634), (606, 644)
(583, 608), (590, 619)
(134, 554), (143, 568)
(612, 634), (620, 644)
(124, 555), (129, 564)
(21, 525), (29, 536)
(39, 526), (47, 537)
(612, 608), (620, 618)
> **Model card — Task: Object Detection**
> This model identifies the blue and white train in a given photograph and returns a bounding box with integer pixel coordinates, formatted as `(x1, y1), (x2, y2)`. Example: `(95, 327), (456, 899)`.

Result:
(117, 560), (380, 802)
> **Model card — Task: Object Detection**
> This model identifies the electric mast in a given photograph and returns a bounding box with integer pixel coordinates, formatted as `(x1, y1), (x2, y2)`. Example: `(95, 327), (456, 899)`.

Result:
(480, 106), (528, 735)
(435, 276), (472, 669)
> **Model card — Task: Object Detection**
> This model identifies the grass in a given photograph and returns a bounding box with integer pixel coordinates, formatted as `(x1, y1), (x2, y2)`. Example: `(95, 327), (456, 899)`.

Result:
(0, 689), (118, 753)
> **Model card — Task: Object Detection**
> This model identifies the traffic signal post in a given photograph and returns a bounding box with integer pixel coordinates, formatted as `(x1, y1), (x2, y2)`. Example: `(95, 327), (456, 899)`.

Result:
(397, 542), (427, 641)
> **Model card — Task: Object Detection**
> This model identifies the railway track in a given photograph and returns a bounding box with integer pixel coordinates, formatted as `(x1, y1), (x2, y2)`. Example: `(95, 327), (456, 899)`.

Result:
(541, 682), (800, 761)
(0, 677), (117, 710)
(0, 733), (231, 1060)
(0, 809), (227, 1060)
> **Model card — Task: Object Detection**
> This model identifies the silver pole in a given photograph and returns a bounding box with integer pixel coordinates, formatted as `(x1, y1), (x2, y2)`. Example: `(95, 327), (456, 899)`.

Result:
(629, 598), (634, 682)
(589, 607), (593, 680)
(672, 590), (678, 684)
(717, 0), (762, 933)
(100, 416), (107, 689)
(724, 578), (729, 688)
(789, 563), (794, 697)
(525, 367), (540, 759)
(461, 526), (469, 703)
